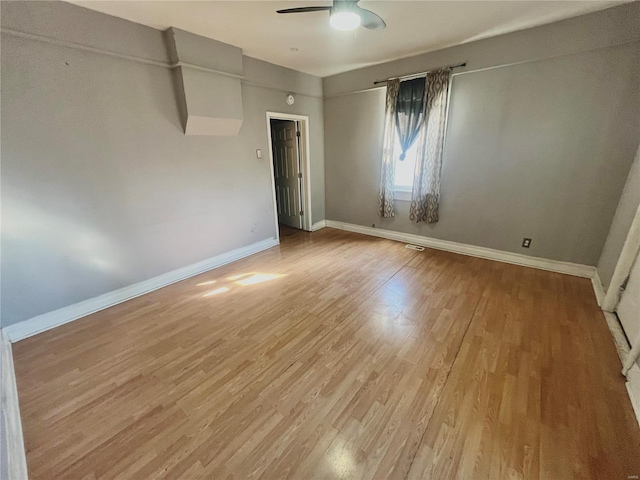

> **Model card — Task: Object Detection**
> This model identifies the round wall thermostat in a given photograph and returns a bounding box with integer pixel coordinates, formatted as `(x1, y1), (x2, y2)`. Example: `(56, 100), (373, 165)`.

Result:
(286, 94), (295, 105)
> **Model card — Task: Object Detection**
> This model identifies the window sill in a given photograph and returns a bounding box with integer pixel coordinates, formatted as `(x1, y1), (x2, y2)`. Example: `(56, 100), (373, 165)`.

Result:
(393, 189), (412, 202)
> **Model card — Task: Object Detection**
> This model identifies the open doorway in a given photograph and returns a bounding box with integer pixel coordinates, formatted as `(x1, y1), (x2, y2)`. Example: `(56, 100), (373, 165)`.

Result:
(266, 112), (312, 235)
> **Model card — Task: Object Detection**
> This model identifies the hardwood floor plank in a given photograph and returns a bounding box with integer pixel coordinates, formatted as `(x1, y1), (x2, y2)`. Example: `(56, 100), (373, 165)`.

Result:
(12, 226), (640, 479)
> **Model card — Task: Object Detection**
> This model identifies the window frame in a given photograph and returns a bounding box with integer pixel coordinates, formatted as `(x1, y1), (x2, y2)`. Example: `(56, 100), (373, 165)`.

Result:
(393, 186), (412, 202)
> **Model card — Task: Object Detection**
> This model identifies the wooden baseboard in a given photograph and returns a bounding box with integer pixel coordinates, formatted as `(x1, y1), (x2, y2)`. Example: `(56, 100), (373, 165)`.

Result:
(324, 220), (595, 278)
(0, 330), (28, 479)
(3, 238), (279, 342)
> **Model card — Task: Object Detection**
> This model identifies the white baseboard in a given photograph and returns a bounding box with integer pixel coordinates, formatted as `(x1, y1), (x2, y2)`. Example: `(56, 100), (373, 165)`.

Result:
(603, 312), (631, 364)
(1, 330), (29, 479)
(591, 270), (606, 306)
(592, 312), (640, 428)
(324, 220), (595, 278)
(626, 362), (640, 428)
(311, 220), (326, 231)
(3, 238), (279, 342)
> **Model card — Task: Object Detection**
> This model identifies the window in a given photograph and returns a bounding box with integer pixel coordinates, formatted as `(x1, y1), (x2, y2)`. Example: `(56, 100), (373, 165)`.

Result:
(393, 134), (418, 201)
(379, 71), (451, 220)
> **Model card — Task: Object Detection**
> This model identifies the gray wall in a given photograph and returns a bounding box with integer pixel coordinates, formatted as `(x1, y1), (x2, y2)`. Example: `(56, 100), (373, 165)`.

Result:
(0, 1), (325, 327)
(597, 146), (640, 290)
(324, 3), (640, 266)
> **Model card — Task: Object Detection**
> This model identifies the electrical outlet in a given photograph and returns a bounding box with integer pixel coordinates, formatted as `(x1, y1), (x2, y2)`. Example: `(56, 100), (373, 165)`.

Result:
(522, 238), (532, 248)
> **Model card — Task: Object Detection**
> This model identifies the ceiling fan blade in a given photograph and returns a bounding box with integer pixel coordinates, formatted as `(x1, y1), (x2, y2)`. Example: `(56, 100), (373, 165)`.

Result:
(276, 6), (332, 14)
(356, 7), (386, 30)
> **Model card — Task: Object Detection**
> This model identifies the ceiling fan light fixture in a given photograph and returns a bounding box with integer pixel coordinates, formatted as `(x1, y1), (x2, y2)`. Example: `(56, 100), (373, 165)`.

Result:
(329, 10), (361, 31)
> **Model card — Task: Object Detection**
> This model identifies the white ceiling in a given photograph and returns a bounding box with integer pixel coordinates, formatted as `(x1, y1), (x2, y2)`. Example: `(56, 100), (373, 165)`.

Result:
(69, 1), (625, 77)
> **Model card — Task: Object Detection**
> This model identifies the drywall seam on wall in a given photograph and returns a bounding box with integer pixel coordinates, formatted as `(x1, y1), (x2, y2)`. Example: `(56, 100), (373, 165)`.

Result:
(0, 331), (28, 479)
(325, 221), (595, 278)
(3, 238), (279, 342)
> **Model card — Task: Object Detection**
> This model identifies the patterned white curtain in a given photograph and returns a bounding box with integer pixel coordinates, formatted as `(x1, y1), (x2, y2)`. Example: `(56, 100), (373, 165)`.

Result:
(378, 79), (400, 218)
(409, 69), (452, 223)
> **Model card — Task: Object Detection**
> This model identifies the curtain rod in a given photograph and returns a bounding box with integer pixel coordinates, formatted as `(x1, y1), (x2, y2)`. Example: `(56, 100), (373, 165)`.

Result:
(373, 62), (467, 85)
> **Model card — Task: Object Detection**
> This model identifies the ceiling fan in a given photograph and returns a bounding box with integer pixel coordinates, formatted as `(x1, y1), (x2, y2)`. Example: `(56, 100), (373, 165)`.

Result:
(277, 0), (386, 31)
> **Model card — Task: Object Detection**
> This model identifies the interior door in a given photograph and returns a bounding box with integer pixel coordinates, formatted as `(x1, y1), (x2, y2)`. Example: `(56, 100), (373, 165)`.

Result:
(271, 120), (302, 229)
(617, 251), (640, 344)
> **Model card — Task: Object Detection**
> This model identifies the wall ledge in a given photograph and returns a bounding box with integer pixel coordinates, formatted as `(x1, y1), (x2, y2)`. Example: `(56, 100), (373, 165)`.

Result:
(0, 28), (320, 98)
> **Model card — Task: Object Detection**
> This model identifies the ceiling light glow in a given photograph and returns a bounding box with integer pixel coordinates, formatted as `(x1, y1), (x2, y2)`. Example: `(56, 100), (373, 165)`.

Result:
(330, 11), (361, 31)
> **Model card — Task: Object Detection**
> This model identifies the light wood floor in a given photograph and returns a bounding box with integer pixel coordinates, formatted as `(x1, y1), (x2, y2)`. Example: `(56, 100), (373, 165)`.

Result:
(13, 226), (640, 479)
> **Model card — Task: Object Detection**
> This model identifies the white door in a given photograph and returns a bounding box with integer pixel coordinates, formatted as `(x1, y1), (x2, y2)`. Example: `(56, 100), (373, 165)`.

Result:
(617, 251), (640, 344)
(271, 120), (303, 229)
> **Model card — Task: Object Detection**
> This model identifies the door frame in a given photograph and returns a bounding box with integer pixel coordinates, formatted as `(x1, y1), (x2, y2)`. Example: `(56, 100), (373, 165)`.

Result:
(600, 203), (640, 426)
(266, 112), (313, 236)
(602, 204), (640, 313)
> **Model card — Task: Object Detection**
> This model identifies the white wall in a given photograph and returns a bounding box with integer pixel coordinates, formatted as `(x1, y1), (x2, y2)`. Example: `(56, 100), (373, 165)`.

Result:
(0, 1), (325, 327)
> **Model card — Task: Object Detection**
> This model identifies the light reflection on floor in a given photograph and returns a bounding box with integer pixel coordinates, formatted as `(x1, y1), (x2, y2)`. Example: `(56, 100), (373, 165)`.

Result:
(326, 444), (357, 479)
(197, 272), (288, 298)
(226, 273), (254, 281)
(202, 287), (230, 297)
(235, 273), (286, 286)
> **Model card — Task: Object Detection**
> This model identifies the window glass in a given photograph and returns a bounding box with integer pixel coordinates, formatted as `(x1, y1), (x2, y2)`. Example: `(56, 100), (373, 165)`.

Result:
(393, 134), (417, 190)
